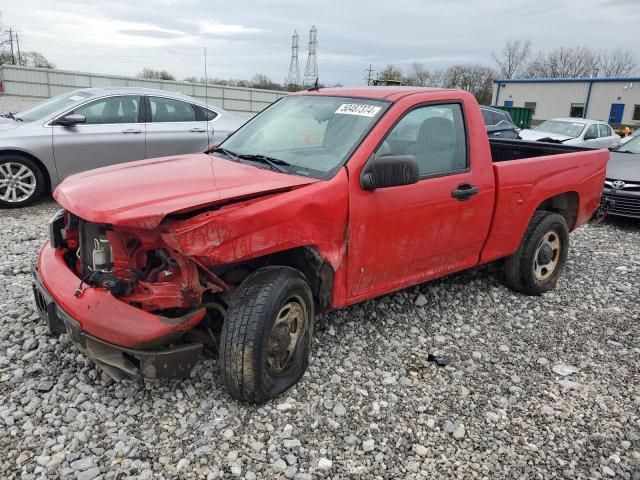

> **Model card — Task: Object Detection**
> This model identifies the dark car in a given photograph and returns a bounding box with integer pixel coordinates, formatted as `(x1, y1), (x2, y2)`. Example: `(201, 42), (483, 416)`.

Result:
(603, 135), (640, 219)
(481, 106), (521, 139)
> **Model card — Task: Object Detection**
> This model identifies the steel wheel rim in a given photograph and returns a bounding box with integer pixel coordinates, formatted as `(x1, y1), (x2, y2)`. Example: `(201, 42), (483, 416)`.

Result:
(267, 296), (306, 374)
(533, 231), (561, 281)
(0, 162), (37, 203)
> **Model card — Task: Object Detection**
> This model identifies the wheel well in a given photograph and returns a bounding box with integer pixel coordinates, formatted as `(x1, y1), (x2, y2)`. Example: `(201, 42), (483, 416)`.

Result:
(214, 246), (335, 311)
(0, 150), (53, 193)
(536, 192), (579, 230)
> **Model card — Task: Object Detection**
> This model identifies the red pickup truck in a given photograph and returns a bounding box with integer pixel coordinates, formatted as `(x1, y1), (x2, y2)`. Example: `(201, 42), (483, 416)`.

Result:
(32, 87), (608, 403)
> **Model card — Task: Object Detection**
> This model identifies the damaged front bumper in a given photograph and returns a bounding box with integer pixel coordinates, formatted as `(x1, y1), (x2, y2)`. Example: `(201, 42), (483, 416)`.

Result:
(32, 243), (205, 380)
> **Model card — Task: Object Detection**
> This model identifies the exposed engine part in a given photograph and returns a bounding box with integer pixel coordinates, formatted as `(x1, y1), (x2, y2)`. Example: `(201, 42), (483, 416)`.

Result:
(92, 237), (113, 271)
(78, 221), (114, 275)
(74, 271), (133, 298)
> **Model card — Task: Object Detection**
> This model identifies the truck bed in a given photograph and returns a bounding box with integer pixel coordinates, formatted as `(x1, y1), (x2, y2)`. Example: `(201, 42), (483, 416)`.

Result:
(480, 141), (609, 264)
(489, 138), (591, 162)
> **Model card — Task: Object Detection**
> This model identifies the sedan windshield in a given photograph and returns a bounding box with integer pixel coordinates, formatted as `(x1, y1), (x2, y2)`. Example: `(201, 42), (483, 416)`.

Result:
(535, 120), (586, 138)
(17, 91), (93, 122)
(616, 135), (640, 154)
(218, 95), (388, 178)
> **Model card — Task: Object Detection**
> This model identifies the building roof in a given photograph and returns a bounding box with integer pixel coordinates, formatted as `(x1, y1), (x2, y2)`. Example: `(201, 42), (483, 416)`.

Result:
(494, 77), (640, 84)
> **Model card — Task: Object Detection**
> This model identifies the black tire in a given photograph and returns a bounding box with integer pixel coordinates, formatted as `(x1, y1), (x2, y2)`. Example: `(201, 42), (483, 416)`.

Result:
(0, 155), (46, 208)
(504, 211), (569, 296)
(219, 266), (314, 403)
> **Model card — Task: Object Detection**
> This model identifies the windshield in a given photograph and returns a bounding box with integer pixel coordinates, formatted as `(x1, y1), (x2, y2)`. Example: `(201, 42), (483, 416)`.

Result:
(218, 95), (388, 178)
(17, 91), (93, 122)
(535, 120), (586, 138)
(616, 135), (640, 153)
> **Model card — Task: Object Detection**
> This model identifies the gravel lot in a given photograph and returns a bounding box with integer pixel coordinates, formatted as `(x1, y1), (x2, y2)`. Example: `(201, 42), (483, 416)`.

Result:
(1, 199), (638, 480)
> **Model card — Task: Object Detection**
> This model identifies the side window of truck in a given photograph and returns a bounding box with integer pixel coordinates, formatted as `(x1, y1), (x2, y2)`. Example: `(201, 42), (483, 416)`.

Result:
(375, 104), (467, 176)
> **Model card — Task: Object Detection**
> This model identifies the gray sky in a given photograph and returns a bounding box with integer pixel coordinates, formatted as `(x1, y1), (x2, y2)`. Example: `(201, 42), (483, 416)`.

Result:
(2, 0), (638, 85)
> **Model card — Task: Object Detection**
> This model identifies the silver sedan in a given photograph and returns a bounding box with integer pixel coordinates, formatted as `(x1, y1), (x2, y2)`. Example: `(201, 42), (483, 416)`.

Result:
(0, 87), (247, 207)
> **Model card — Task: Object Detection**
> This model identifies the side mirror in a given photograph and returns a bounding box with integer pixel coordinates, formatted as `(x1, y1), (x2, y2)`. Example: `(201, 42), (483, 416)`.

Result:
(54, 114), (86, 126)
(361, 154), (420, 190)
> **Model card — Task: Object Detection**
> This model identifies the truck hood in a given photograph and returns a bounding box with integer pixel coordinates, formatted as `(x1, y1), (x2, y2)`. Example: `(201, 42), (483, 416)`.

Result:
(607, 152), (640, 182)
(519, 129), (573, 142)
(54, 153), (319, 228)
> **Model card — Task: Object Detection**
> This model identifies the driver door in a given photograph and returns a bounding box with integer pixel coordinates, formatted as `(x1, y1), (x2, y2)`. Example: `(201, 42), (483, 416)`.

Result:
(346, 102), (495, 299)
(52, 95), (146, 179)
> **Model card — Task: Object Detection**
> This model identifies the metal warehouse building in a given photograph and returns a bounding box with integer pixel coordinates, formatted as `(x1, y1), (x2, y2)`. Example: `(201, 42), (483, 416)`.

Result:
(492, 77), (640, 126)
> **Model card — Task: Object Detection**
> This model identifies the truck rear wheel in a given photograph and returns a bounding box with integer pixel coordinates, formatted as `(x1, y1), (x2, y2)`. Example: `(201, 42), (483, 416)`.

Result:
(219, 266), (314, 403)
(504, 211), (569, 296)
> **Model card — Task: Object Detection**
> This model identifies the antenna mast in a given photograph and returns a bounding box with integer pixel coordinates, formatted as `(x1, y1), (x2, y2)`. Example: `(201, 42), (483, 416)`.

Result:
(303, 25), (318, 87)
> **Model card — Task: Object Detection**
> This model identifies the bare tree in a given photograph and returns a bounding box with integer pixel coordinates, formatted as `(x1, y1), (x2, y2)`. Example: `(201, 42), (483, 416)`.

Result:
(378, 64), (403, 82)
(250, 73), (283, 90)
(22, 51), (54, 69)
(444, 65), (496, 105)
(598, 48), (637, 77)
(526, 46), (598, 78)
(403, 63), (431, 86)
(492, 39), (532, 79)
(426, 69), (448, 88)
(136, 68), (175, 81)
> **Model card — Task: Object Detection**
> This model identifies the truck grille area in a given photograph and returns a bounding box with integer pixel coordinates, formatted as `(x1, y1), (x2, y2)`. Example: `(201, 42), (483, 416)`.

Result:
(604, 192), (640, 219)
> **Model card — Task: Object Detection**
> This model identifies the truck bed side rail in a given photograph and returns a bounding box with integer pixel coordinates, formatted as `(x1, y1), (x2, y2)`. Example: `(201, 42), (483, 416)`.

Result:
(489, 139), (592, 163)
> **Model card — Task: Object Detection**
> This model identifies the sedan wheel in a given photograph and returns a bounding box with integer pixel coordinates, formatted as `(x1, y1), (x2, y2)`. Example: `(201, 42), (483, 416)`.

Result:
(0, 157), (45, 208)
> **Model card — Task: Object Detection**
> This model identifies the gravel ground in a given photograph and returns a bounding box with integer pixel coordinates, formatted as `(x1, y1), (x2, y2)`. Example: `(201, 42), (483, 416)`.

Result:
(1, 198), (638, 480)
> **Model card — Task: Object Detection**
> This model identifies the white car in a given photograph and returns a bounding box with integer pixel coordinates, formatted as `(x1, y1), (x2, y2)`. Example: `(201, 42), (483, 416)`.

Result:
(519, 118), (621, 149)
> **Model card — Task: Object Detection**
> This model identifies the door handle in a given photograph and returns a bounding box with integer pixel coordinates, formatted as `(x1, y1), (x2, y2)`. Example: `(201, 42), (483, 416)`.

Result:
(494, 131), (502, 136)
(189, 128), (206, 133)
(451, 184), (479, 201)
(122, 129), (142, 134)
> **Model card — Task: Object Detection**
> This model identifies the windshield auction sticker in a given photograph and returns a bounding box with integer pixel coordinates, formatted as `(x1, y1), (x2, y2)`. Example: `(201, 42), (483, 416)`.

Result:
(335, 104), (382, 117)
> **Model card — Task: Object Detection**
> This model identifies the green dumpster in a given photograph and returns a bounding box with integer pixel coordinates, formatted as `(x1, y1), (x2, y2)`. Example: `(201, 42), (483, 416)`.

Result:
(495, 106), (533, 129)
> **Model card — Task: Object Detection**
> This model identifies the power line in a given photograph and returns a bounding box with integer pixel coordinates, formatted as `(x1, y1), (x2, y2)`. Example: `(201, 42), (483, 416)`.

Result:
(8, 28), (15, 65)
(364, 64), (375, 85)
(284, 30), (300, 91)
(302, 25), (318, 87)
(15, 33), (22, 66)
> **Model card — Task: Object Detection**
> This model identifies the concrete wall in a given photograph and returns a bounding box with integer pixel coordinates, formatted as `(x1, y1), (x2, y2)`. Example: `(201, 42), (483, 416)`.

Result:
(492, 80), (640, 125)
(0, 65), (287, 118)
(0, 95), (41, 114)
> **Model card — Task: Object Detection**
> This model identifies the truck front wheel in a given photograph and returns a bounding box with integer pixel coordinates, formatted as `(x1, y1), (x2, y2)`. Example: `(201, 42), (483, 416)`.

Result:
(504, 211), (569, 295)
(219, 266), (314, 403)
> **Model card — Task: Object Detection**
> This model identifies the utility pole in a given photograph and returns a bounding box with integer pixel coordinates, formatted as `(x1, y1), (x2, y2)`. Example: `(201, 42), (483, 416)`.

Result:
(8, 28), (15, 65)
(364, 64), (374, 86)
(203, 46), (208, 106)
(15, 33), (21, 66)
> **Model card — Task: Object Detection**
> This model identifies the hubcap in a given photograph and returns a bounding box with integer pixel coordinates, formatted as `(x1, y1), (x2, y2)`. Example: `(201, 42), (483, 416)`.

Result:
(0, 162), (37, 203)
(267, 298), (306, 374)
(533, 231), (561, 281)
